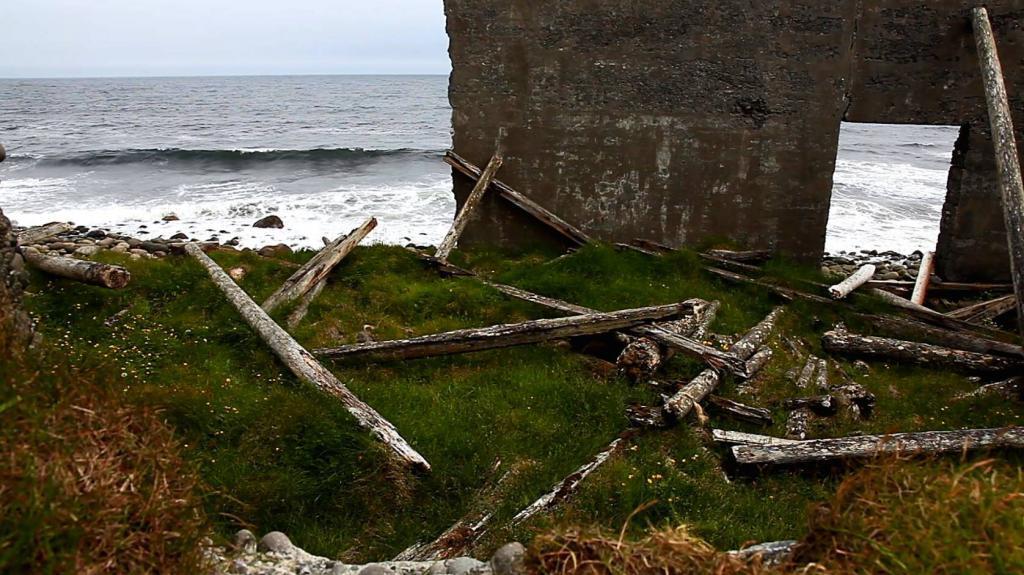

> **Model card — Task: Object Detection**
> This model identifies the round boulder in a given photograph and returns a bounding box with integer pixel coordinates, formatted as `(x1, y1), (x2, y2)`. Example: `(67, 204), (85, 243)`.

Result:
(253, 215), (284, 229)
(258, 531), (295, 554)
(357, 565), (393, 575)
(490, 543), (526, 575)
(446, 557), (485, 575)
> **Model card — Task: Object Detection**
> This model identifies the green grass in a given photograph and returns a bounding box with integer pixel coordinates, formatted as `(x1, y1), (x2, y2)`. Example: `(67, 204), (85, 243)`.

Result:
(19, 243), (1024, 560)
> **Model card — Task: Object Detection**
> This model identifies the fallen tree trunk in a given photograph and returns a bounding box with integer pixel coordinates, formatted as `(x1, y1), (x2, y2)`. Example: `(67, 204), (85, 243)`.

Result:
(445, 151), (592, 247)
(17, 222), (72, 245)
(663, 307), (785, 420)
(705, 267), (833, 305)
(911, 251), (935, 305)
(733, 427), (1024, 466)
(185, 243), (429, 471)
(711, 429), (799, 447)
(262, 217), (377, 314)
(22, 247), (130, 289)
(707, 396), (773, 426)
(870, 287), (1015, 340)
(706, 249), (772, 264)
(315, 301), (698, 363)
(699, 253), (762, 274)
(436, 154), (502, 262)
(822, 329), (1022, 375)
(794, 357), (817, 390)
(626, 404), (669, 429)
(859, 313), (1023, 359)
(742, 347), (774, 380)
(285, 280), (327, 330)
(956, 377), (1023, 400)
(783, 395), (838, 416)
(867, 279), (1014, 295)
(617, 300), (720, 382)
(829, 265), (876, 300)
(948, 294), (1017, 324)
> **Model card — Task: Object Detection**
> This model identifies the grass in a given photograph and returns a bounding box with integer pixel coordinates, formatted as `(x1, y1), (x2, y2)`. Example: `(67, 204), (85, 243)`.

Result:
(14, 242), (1024, 562)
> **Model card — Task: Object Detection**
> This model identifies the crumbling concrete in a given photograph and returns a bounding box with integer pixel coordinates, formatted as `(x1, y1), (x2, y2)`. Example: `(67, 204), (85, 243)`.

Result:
(445, 1), (1024, 277)
(0, 209), (33, 351)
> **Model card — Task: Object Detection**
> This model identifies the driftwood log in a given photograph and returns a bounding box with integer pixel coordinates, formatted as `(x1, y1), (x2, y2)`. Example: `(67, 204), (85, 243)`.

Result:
(444, 151), (591, 247)
(663, 307), (785, 420)
(707, 396), (773, 426)
(783, 395), (838, 416)
(911, 251), (935, 305)
(948, 294), (1017, 324)
(868, 279), (1013, 295)
(16, 222), (72, 245)
(184, 243), (429, 470)
(733, 427), (1024, 466)
(617, 300), (720, 382)
(859, 313), (1023, 359)
(705, 267), (833, 305)
(711, 429), (799, 447)
(706, 249), (772, 263)
(743, 347), (774, 379)
(956, 377), (1023, 400)
(626, 404), (669, 429)
(829, 265), (876, 300)
(784, 408), (812, 440)
(315, 301), (698, 363)
(285, 280), (327, 330)
(870, 286), (1016, 341)
(794, 357), (817, 390)
(262, 217), (377, 314)
(436, 154), (502, 262)
(22, 247), (130, 289)
(822, 329), (1021, 375)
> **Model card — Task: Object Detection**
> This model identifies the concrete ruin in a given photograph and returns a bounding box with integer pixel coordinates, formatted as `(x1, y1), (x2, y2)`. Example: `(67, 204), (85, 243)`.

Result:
(444, 0), (1024, 280)
(0, 209), (33, 352)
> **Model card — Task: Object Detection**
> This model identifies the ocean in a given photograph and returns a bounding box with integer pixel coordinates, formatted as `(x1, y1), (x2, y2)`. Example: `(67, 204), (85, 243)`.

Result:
(0, 75), (958, 254)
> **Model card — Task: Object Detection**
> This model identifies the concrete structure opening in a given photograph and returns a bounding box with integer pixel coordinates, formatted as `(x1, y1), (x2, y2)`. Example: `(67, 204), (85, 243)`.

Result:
(827, 122), (961, 256)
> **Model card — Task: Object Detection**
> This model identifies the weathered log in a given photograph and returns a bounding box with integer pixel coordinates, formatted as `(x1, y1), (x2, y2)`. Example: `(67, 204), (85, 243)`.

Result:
(616, 242), (663, 257)
(741, 347), (774, 381)
(711, 429), (799, 447)
(626, 404), (669, 429)
(948, 294), (1017, 324)
(973, 7), (1024, 339)
(617, 300), (720, 381)
(445, 151), (592, 247)
(315, 301), (698, 363)
(728, 541), (798, 566)
(16, 222), (72, 245)
(699, 253), (762, 275)
(833, 382), (876, 419)
(829, 265), (876, 300)
(705, 267), (833, 304)
(867, 280), (1013, 295)
(285, 280), (326, 330)
(814, 358), (830, 391)
(910, 251), (935, 305)
(629, 238), (676, 254)
(869, 288), (1017, 340)
(436, 154), (502, 262)
(858, 314), (1023, 359)
(794, 357), (817, 390)
(956, 377), (1023, 400)
(784, 408), (812, 440)
(663, 307), (785, 420)
(22, 248), (130, 289)
(822, 329), (1021, 375)
(184, 243), (429, 470)
(733, 427), (1024, 466)
(707, 396), (773, 426)
(262, 218), (376, 314)
(706, 249), (773, 264)
(783, 395), (838, 416)
(510, 434), (632, 526)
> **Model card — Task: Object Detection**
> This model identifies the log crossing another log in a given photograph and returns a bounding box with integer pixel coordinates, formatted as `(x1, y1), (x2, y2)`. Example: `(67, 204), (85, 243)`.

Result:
(829, 265), (876, 300)
(262, 217), (377, 314)
(948, 294), (1017, 324)
(184, 243), (429, 471)
(733, 427), (1024, 466)
(22, 247), (130, 289)
(315, 301), (698, 363)
(911, 251), (935, 305)
(822, 329), (1022, 375)
(973, 7), (1024, 340)
(435, 154), (502, 262)
(16, 222), (72, 245)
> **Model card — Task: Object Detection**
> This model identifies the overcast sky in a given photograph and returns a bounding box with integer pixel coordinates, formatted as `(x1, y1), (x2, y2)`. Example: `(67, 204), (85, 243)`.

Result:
(2, 0), (450, 78)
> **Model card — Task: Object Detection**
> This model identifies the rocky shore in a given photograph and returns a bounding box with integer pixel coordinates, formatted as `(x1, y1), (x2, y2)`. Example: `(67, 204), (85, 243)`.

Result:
(822, 249), (928, 282)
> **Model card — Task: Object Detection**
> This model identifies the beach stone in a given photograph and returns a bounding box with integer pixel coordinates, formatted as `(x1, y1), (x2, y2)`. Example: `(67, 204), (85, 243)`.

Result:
(140, 241), (167, 253)
(75, 245), (100, 257)
(259, 244), (293, 258)
(86, 229), (106, 239)
(229, 267), (248, 282)
(358, 565), (393, 575)
(98, 237), (116, 247)
(490, 543), (525, 575)
(446, 557), (485, 575)
(878, 272), (900, 280)
(0, 143), (5, 163)
(259, 531), (295, 554)
(74, 225), (89, 233)
(426, 562), (447, 575)
(170, 232), (189, 240)
(130, 249), (149, 257)
(234, 529), (258, 555)
(254, 215), (285, 229)
(127, 238), (142, 248)
(163, 214), (180, 222)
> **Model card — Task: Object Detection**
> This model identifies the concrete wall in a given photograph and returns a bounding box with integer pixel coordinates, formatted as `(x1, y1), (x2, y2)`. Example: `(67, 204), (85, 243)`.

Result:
(445, 0), (1024, 276)
(0, 209), (32, 352)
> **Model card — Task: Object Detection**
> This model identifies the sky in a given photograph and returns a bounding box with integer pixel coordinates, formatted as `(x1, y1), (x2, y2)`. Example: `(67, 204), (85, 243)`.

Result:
(2, 0), (451, 78)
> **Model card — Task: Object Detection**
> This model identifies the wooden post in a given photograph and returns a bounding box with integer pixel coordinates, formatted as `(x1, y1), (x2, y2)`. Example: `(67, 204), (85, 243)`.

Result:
(911, 251), (935, 305)
(184, 243), (429, 471)
(829, 265), (876, 299)
(973, 6), (1024, 340)
(22, 248), (130, 289)
(262, 217), (377, 314)
(436, 154), (502, 262)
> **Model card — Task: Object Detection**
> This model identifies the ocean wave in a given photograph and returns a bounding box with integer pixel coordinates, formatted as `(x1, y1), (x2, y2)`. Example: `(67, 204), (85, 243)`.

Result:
(28, 147), (442, 168)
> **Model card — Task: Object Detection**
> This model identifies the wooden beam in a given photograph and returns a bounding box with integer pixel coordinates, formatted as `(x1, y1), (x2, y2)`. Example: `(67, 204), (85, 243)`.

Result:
(315, 301), (698, 363)
(822, 329), (1021, 375)
(910, 251), (935, 305)
(185, 243), (429, 470)
(973, 6), (1024, 340)
(733, 427), (1024, 466)
(436, 154), (502, 262)
(22, 247), (130, 289)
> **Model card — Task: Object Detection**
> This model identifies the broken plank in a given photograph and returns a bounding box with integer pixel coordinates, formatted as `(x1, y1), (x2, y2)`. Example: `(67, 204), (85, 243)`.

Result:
(706, 249), (773, 263)
(22, 247), (130, 289)
(185, 243), (429, 470)
(822, 329), (1021, 375)
(436, 154), (502, 262)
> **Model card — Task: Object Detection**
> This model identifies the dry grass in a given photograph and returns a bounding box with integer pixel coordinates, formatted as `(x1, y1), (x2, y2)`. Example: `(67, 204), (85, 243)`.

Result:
(0, 332), (211, 574)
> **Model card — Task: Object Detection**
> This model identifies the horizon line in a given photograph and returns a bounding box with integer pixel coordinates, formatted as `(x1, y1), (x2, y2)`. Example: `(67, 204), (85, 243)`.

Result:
(0, 71), (453, 81)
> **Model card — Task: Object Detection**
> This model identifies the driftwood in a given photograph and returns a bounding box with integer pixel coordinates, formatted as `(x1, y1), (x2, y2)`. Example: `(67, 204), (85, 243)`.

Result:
(948, 294), (1017, 324)
(315, 302), (698, 363)
(956, 377), (1023, 400)
(822, 329), (1021, 375)
(728, 541), (798, 566)
(784, 408), (812, 440)
(262, 217), (377, 314)
(783, 395), (838, 416)
(707, 396), (773, 426)
(663, 307), (785, 420)
(833, 382), (876, 419)
(184, 243), (429, 470)
(17, 222), (72, 245)
(794, 357), (817, 390)
(868, 279), (1013, 295)
(911, 251), (935, 305)
(22, 247), (130, 289)
(285, 280), (327, 330)
(436, 154), (502, 262)
(617, 300), (720, 381)
(699, 253), (763, 275)
(705, 267), (833, 305)
(869, 287), (1015, 340)
(510, 434), (632, 526)
(711, 429), (799, 447)
(706, 249), (772, 264)
(743, 347), (774, 380)
(814, 358), (830, 391)
(828, 265), (876, 300)
(445, 151), (592, 247)
(626, 404), (669, 429)
(859, 314), (1023, 359)
(973, 7), (1024, 338)
(733, 427), (1024, 466)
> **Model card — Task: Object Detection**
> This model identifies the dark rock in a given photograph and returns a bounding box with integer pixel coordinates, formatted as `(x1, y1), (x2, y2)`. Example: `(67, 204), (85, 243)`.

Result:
(258, 244), (293, 258)
(85, 229), (106, 239)
(170, 232), (189, 240)
(253, 215), (284, 229)
(162, 214), (180, 222)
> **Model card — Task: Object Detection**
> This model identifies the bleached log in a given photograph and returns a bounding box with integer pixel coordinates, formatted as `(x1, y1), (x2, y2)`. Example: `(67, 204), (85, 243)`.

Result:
(711, 429), (799, 447)
(285, 280), (326, 330)
(868, 280), (1013, 295)
(948, 294), (1017, 324)
(617, 300), (720, 381)
(828, 265), (876, 300)
(733, 427), (1024, 466)
(510, 434), (631, 526)
(436, 154), (502, 262)
(822, 329), (1021, 375)
(262, 217), (377, 314)
(859, 314), (1023, 359)
(315, 302), (697, 363)
(184, 243), (429, 471)
(973, 7), (1024, 339)
(728, 541), (798, 565)
(794, 357), (817, 390)
(784, 408), (812, 440)
(707, 396), (773, 426)
(814, 358), (830, 391)
(742, 347), (774, 379)
(870, 288), (1016, 340)
(663, 307), (785, 420)
(910, 251), (935, 305)
(16, 222), (72, 245)
(956, 377), (1023, 400)
(22, 247), (130, 289)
